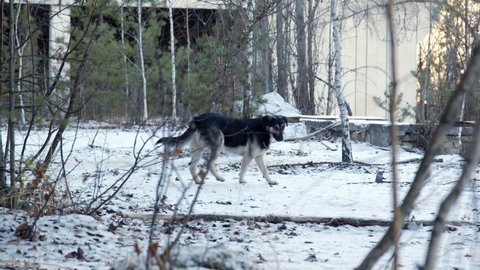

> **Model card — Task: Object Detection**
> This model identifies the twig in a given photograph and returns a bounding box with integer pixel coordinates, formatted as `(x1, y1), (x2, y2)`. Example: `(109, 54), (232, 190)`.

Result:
(356, 42), (480, 270)
(422, 119), (480, 269)
(386, 1), (401, 269)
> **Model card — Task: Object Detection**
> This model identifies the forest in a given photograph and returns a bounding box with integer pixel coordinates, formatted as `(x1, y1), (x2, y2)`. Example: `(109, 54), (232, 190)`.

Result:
(1, 0), (480, 269)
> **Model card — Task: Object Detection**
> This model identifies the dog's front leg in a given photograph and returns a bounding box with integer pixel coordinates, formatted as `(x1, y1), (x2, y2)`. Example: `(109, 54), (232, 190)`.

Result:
(239, 155), (253, 184)
(254, 155), (278, 185)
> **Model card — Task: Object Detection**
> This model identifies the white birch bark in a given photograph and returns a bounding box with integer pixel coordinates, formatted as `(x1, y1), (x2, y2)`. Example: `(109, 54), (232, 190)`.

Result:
(331, 0), (352, 162)
(275, 0), (287, 100)
(168, 0), (177, 120)
(137, 0), (148, 121)
(15, 1), (26, 125)
(245, 0), (254, 116)
(120, 3), (130, 121)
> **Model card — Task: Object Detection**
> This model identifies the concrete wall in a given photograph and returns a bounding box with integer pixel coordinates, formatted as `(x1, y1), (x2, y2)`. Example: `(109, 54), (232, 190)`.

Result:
(305, 119), (472, 156)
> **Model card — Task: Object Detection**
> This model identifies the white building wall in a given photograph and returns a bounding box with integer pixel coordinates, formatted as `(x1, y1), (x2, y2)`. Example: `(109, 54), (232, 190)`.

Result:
(272, 2), (431, 121)
(339, 3), (431, 120)
(49, 3), (71, 81)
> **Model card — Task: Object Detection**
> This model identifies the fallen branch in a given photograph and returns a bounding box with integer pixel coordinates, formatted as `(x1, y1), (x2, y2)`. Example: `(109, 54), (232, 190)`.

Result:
(284, 121), (340, 142)
(267, 158), (423, 169)
(123, 213), (475, 228)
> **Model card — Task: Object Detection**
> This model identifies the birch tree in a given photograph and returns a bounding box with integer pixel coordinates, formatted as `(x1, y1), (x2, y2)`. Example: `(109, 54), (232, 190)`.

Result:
(168, 0), (177, 120)
(8, 0), (16, 186)
(0, 135), (6, 190)
(0, 2), (4, 190)
(14, 2), (26, 125)
(120, 3), (130, 121)
(137, 0), (148, 122)
(275, 0), (288, 101)
(244, 0), (255, 117)
(331, 0), (353, 163)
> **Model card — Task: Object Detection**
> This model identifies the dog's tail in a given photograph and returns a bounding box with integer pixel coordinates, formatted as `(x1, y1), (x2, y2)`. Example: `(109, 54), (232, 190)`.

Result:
(156, 121), (197, 150)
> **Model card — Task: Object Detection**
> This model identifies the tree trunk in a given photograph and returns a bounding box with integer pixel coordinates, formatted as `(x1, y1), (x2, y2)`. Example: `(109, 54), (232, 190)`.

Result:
(137, 0), (148, 122)
(294, 0), (311, 114)
(386, 1), (401, 268)
(307, 0), (317, 114)
(259, 12), (271, 94)
(120, 4), (130, 122)
(0, 0), (7, 189)
(14, 3), (27, 126)
(244, 0), (254, 117)
(331, 0), (353, 163)
(275, 0), (288, 100)
(168, 0), (177, 120)
(0, 135), (6, 190)
(356, 42), (480, 270)
(8, 0), (16, 187)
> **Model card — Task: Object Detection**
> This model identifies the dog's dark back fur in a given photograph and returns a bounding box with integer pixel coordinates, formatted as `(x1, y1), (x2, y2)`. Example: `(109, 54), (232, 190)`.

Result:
(157, 113), (288, 150)
(157, 113), (288, 185)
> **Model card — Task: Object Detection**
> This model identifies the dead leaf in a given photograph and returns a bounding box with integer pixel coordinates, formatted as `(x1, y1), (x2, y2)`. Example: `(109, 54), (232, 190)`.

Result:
(108, 223), (117, 233)
(149, 242), (159, 256)
(173, 147), (182, 157)
(198, 170), (207, 180)
(65, 247), (85, 261)
(134, 242), (141, 256)
(15, 223), (34, 239)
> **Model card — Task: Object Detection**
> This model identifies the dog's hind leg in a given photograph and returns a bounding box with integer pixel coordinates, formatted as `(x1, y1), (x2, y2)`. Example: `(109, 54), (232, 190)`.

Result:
(206, 134), (225, 182)
(190, 148), (204, 184)
(254, 155), (278, 185)
(239, 155), (253, 184)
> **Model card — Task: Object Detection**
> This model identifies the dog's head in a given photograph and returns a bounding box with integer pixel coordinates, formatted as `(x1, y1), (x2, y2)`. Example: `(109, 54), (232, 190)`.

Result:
(262, 115), (288, 141)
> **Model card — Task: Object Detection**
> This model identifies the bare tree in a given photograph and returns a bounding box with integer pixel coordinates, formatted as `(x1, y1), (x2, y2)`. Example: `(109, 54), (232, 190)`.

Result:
(275, 0), (288, 101)
(423, 118), (480, 269)
(307, 0), (320, 114)
(331, 0), (353, 163)
(7, 0), (16, 187)
(14, 2), (27, 125)
(137, 0), (148, 122)
(120, 2), (130, 121)
(386, 0), (401, 268)
(0, 0), (4, 190)
(244, 0), (255, 116)
(294, 0), (315, 114)
(168, 0), (177, 120)
(356, 41), (480, 270)
(0, 135), (6, 190)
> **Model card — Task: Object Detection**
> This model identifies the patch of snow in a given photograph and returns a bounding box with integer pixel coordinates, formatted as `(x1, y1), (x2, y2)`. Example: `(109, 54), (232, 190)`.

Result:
(1, 127), (479, 270)
(257, 92), (301, 117)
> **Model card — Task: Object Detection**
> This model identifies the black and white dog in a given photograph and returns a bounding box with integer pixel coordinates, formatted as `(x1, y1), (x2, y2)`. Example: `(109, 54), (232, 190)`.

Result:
(157, 113), (288, 185)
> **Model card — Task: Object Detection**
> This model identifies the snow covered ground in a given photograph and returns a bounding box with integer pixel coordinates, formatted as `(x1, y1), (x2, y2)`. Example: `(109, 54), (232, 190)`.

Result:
(1, 123), (479, 270)
(0, 91), (478, 270)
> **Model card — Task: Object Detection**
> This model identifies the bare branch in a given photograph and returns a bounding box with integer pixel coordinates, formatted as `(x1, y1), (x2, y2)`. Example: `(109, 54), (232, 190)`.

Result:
(356, 41), (480, 270)
(422, 118), (480, 269)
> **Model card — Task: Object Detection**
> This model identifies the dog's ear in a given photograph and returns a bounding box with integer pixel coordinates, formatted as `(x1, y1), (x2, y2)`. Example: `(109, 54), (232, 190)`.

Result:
(281, 116), (288, 126)
(261, 115), (273, 124)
